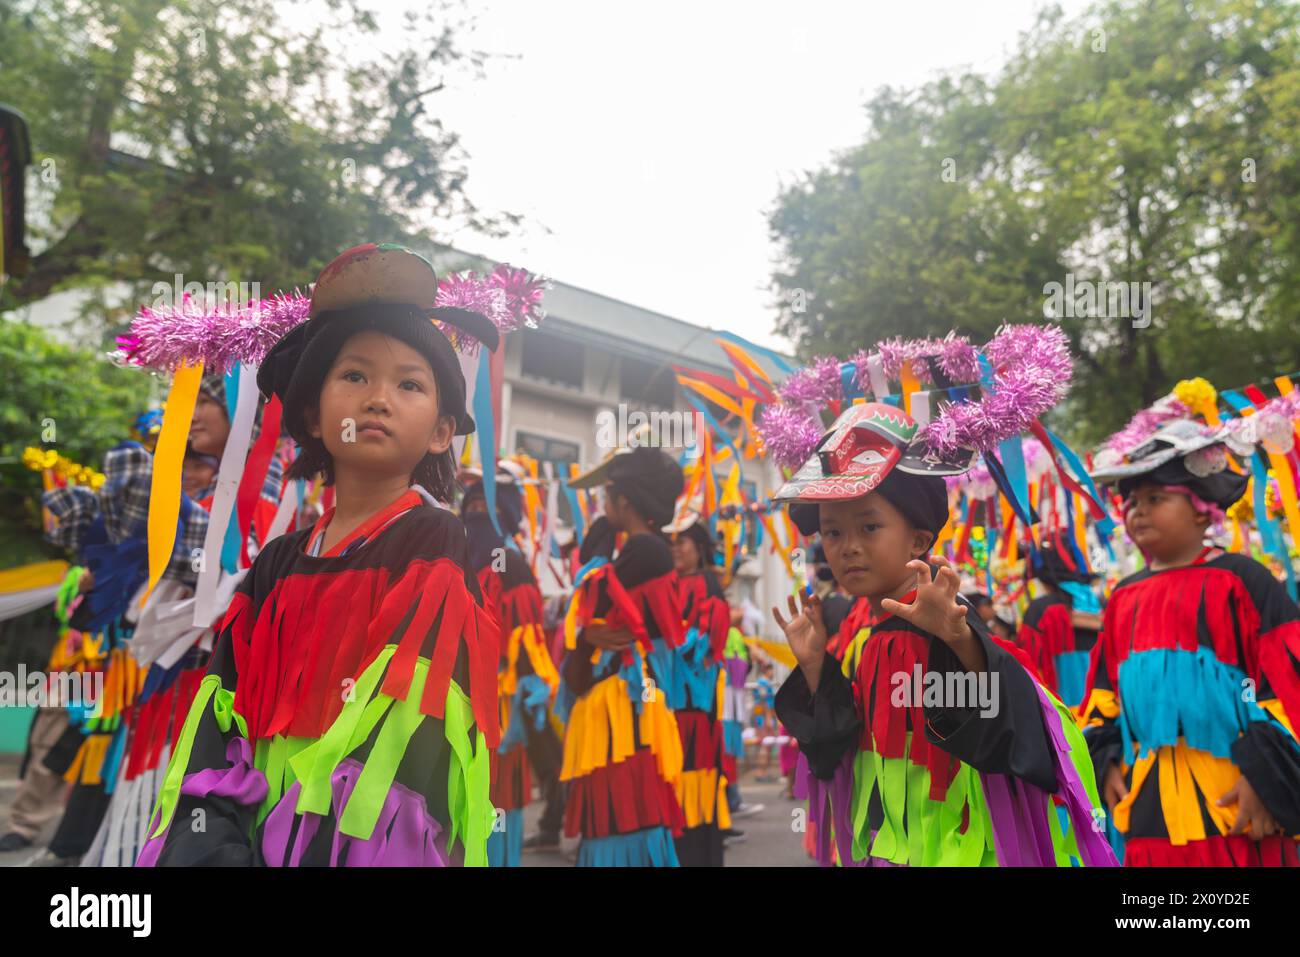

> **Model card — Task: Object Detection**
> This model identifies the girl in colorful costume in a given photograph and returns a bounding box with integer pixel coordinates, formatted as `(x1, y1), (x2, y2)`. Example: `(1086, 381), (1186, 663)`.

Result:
(138, 243), (510, 866)
(558, 446), (687, 866)
(1083, 417), (1300, 866)
(771, 402), (1115, 867)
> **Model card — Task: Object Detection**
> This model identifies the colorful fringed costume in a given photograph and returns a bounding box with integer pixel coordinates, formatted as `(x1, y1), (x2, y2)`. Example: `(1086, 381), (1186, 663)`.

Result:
(1019, 593), (1098, 708)
(778, 596), (1117, 867)
(480, 548), (561, 867)
(720, 626), (750, 784)
(557, 535), (687, 866)
(138, 492), (500, 866)
(659, 567), (732, 866)
(1079, 551), (1300, 866)
(38, 438), (230, 862)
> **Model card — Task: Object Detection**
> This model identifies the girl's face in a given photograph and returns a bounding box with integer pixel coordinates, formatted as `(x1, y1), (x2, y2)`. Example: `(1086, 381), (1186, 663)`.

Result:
(306, 330), (454, 481)
(818, 492), (933, 600)
(1123, 482), (1208, 560)
(189, 391), (231, 456)
(671, 534), (701, 575)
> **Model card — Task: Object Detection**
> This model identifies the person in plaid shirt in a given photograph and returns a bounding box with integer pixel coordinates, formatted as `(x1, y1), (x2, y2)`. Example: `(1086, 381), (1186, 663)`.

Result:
(20, 374), (284, 866)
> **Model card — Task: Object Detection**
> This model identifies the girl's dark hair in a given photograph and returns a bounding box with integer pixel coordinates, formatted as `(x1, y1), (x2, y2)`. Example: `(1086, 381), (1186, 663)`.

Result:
(287, 439), (458, 504)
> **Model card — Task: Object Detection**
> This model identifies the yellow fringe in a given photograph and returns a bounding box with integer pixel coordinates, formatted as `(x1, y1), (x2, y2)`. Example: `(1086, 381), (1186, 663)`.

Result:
(1076, 687), (1119, 728)
(1113, 739), (1240, 844)
(559, 675), (637, 781)
(64, 734), (110, 785)
(674, 768), (732, 829)
(638, 681), (682, 784)
(1260, 698), (1296, 738)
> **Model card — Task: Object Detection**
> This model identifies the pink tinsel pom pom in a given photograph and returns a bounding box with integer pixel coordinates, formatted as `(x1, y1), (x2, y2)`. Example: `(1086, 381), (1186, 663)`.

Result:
(757, 404), (823, 471)
(778, 355), (843, 406)
(435, 264), (550, 352)
(119, 290), (311, 373)
(1104, 397), (1193, 456)
(920, 324), (1072, 456)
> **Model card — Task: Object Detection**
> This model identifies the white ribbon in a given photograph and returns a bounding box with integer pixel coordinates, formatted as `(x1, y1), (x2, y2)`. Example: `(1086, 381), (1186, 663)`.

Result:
(193, 363), (259, 627)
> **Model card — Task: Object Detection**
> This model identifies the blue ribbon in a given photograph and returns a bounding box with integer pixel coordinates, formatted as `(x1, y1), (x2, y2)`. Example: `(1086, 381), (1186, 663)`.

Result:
(1042, 426), (1117, 541)
(472, 349), (502, 536)
(219, 364), (245, 573)
(714, 329), (795, 375)
(840, 361), (864, 402)
(560, 476), (584, 545)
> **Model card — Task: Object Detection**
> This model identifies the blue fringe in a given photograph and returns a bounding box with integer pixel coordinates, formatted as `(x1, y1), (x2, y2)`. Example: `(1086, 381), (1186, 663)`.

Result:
(1054, 650), (1092, 709)
(1118, 647), (1278, 758)
(487, 808), (525, 867)
(102, 726), (127, 795)
(500, 674), (553, 752)
(723, 720), (745, 758)
(576, 827), (680, 867)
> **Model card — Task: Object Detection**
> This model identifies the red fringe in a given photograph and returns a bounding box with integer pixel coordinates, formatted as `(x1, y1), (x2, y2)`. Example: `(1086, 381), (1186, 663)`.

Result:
(854, 627), (960, 800)
(1259, 619), (1300, 730)
(1125, 835), (1299, 867)
(575, 565), (685, 665)
(490, 745), (532, 812)
(498, 581), (544, 635)
(675, 574), (728, 659)
(675, 708), (724, 772)
(627, 574), (685, 648)
(828, 600), (875, 660)
(123, 667), (205, 781)
(992, 636), (1046, 688)
(563, 748), (685, 839)
(1094, 566), (1262, 689)
(231, 558), (500, 748)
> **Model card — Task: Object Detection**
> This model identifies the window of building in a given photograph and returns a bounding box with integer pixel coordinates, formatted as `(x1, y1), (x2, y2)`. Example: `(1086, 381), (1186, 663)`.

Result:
(520, 331), (585, 389)
(619, 356), (677, 409)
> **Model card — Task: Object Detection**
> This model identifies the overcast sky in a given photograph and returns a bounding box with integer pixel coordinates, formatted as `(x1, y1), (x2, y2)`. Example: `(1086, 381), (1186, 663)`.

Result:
(397, 0), (1089, 353)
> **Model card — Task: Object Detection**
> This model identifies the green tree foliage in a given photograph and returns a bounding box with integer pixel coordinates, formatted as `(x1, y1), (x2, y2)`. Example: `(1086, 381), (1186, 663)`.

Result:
(770, 0), (1300, 444)
(0, 319), (155, 550)
(0, 0), (515, 319)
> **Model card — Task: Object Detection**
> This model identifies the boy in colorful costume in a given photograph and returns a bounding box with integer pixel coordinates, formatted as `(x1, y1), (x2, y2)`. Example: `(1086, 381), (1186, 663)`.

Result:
(772, 402), (1115, 867)
(1084, 418), (1300, 866)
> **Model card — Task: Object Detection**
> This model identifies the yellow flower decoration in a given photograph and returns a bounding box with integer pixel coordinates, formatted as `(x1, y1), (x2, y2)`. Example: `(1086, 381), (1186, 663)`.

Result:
(23, 447), (105, 488)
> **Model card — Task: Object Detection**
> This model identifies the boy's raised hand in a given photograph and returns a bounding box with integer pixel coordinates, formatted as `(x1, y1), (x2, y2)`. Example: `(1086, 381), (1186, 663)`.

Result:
(773, 590), (828, 692)
(880, 557), (968, 642)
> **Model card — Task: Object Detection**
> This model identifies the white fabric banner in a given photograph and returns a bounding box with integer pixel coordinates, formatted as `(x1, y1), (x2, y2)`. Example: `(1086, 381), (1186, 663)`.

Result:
(193, 363), (259, 627)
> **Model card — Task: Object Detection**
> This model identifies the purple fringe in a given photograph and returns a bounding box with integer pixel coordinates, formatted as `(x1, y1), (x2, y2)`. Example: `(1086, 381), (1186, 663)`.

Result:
(136, 737), (269, 867)
(261, 758), (456, 867)
(979, 685), (1119, 866)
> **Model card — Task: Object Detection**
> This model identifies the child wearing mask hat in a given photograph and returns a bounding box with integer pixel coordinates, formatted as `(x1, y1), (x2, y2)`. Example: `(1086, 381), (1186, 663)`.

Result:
(771, 403), (1115, 867)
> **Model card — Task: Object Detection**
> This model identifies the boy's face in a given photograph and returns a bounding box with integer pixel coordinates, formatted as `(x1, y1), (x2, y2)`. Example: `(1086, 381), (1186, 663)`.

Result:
(671, 534), (701, 575)
(1123, 482), (1208, 558)
(817, 492), (933, 600)
(307, 330), (455, 481)
(181, 457), (217, 498)
(189, 391), (231, 456)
